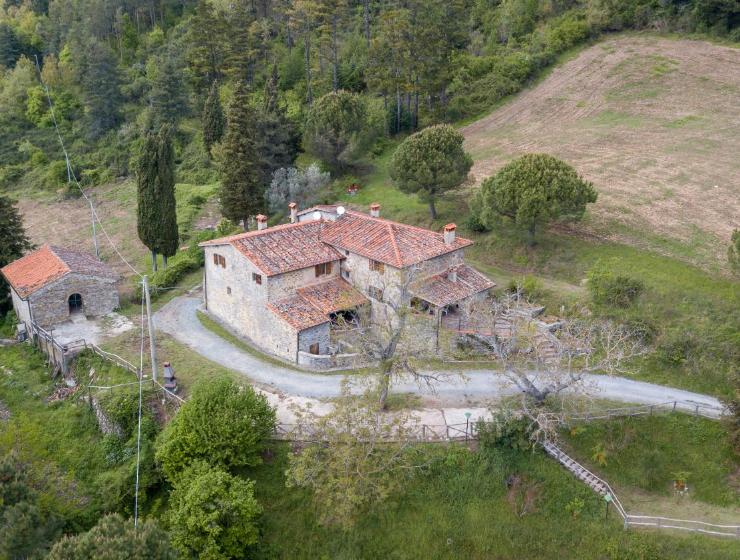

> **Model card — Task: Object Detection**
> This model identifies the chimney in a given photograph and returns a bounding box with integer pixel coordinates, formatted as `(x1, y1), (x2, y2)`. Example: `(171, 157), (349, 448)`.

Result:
(289, 202), (297, 223)
(256, 214), (268, 230)
(443, 223), (456, 245)
(447, 268), (458, 283)
(370, 203), (380, 218)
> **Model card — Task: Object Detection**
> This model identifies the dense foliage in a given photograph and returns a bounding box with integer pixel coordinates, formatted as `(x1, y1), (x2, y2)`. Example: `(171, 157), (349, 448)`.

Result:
(478, 153), (597, 243)
(390, 124), (472, 218)
(166, 461), (261, 559)
(155, 375), (276, 481)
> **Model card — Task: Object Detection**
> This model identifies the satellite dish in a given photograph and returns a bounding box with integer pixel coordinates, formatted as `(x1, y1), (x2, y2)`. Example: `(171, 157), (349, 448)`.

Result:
(336, 206), (346, 216)
(313, 211), (321, 221)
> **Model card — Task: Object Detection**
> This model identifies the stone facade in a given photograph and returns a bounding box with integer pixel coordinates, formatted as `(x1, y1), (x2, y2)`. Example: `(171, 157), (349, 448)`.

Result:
(13, 273), (119, 328)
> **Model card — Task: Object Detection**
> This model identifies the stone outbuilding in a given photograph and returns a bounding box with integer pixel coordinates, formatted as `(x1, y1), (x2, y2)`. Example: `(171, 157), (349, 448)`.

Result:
(1, 244), (119, 328)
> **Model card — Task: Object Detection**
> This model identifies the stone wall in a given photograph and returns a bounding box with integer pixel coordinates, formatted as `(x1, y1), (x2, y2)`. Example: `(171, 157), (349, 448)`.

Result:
(297, 350), (362, 370)
(203, 245), (298, 361)
(298, 322), (330, 355)
(10, 288), (31, 326)
(27, 273), (119, 327)
(269, 260), (340, 301)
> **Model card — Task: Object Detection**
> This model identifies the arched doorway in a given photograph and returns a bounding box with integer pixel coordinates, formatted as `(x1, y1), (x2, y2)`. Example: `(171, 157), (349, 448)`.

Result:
(68, 293), (83, 314)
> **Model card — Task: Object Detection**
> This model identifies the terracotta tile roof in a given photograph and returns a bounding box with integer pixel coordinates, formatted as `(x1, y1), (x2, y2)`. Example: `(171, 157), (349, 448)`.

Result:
(411, 264), (495, 307)
(297, 277), (369, 314)
(319, 211), (473, 268)
(0, 244), (118, 299)
(200, 221), (344, 276)
(267, 294), (329, 331)
(268, 278), (368, 331)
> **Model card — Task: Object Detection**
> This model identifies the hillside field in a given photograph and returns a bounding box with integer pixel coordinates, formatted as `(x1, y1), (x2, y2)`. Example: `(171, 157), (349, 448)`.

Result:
(462, 35), (740, 271)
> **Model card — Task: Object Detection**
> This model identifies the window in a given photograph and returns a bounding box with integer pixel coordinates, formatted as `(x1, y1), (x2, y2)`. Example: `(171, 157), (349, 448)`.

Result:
(369, 259), (384, 273)
(341, 269), (350, 280)
(227, 287), (232, 295)
(252, 273), (262, 285)
(309, 343), (320, 355)
(344, 250), (349, 256)
(213, 254), (226, 268)
(368, 286), (384, 302)
(315, 261), (332, 277)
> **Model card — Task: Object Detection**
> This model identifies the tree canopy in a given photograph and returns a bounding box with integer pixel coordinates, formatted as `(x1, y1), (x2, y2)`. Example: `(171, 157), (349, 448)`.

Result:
(202, 81), (225, 156)
(155, 375), (275, 481)
(479, 153), (597, 243)
(390, 124), (472, 218)
(47, 513), (176, 560)
(166, 461), (261, 560)
(0, 196), (32, 314)
(303, 90), (367, 172)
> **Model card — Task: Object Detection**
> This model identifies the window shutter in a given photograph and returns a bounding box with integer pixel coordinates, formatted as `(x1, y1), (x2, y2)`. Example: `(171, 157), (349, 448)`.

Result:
(326, 261), (332, 274)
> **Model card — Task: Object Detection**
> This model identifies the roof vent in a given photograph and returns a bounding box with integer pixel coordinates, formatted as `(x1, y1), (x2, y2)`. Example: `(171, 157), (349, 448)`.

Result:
(336, 205), (346, 216)
(443, 223), (456, 245)
(256, 214), (268, 230)
(370, 203), (380, 218)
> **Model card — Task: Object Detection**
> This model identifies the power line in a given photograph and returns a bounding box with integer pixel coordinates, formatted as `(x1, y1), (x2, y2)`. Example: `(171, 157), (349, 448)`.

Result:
(32, 55), (142, 279)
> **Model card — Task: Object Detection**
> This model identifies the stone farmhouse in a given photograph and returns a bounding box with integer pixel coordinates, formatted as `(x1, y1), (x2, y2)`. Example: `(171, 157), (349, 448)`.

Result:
(1, 244), (119, 329)
(200, 204), (494, 368)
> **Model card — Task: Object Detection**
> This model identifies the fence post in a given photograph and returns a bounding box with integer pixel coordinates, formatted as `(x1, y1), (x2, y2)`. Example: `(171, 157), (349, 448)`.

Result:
(673, 401), (677, 412)
(695, 405), (699, 417)
(422, 425), (426, 441)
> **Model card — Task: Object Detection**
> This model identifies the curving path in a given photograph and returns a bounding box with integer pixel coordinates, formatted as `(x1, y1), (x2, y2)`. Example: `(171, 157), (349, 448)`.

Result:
(155, 296), (724, 417)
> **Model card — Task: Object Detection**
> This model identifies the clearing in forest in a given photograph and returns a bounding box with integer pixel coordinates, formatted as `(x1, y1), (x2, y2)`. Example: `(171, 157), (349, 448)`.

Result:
(462, 35), (740, 270)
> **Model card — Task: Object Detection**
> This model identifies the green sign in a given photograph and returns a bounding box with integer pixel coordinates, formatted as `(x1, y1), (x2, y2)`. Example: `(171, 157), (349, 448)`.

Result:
(603, 493), (613, 503)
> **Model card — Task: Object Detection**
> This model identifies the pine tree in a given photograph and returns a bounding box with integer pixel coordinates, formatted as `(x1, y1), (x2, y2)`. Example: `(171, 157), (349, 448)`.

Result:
(0, 196), (32, 314)
(80, 39), (123, 139)
(255, 65), (301, 186)
(219, 81), (264, 228)
(187, 0), (228, 97)
(148, 51), (189, 127)
(225, 0), (258, 82)
(202, 81), (225, 155)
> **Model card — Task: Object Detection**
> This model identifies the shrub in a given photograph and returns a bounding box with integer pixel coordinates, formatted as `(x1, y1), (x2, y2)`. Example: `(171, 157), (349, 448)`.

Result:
(478, 411), (535, 452)
(155, 376), (276, 481)
(587, 263), (644, 307)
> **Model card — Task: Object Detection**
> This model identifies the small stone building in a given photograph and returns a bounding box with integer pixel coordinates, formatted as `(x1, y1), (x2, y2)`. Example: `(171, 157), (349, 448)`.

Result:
(1, 244), (119, 328)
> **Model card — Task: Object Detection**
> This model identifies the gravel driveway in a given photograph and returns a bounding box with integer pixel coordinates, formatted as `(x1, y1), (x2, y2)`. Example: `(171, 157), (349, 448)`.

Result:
(155, 296), (724, 416)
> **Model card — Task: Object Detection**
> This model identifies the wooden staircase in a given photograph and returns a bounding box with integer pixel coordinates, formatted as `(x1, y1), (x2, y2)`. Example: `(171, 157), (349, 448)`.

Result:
(543, 440), (610, 496)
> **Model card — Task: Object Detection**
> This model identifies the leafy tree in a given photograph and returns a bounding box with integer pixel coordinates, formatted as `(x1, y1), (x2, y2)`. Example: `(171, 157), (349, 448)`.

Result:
(290, 0), (322, 105)
(202, 81), (225, 155)
(218, 80), (265, 228)
(47, 513), (176, 560)
(0, 196), (32, 314)
(166, 461), (261, 560)
(267, 163), (330, 213)
(155, 375), (275, 481)
(286, 381), (421, 529)
(390, 124), (472, 219)
(0, 23), (20, 68)
(317, 0), (349, 92)
(304, 90), (367, 172)
(136, 125), (178, 271)
(728, 229), (740, 274)
(479, 153), (597, 244)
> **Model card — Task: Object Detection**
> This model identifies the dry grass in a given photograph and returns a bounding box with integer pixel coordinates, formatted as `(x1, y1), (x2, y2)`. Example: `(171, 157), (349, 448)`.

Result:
(462, 35), (740, 270)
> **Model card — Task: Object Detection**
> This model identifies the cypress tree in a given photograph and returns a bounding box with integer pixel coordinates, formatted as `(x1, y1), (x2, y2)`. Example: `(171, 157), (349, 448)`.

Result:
(202, 81), (225, 156)
(0, 196), (32, 314)
(219, 81), (263, 229)
(155, 125), (179, 269)
(136, 131), (160, 271)
(136, 124), (179, 271)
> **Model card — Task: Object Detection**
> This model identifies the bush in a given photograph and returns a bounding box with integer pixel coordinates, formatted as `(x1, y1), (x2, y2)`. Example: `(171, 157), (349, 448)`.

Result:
(587, 263), (644, 307)
(506, 275), (545, 300)
(478, 411), (535, 452)
(155, 376), (276, 481)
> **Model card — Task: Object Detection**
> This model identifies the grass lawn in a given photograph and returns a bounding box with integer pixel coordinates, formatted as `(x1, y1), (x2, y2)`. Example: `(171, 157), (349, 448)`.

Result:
(560, 413), (739, 513)
(247, 442), (740, 559)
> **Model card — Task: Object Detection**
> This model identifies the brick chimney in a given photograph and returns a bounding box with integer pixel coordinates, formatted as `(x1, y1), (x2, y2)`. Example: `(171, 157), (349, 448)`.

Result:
(370, 203), (380, 218)
(289, 202), (297, 223)
(443, 223), (456, 245)
(256, 214), (268, 230)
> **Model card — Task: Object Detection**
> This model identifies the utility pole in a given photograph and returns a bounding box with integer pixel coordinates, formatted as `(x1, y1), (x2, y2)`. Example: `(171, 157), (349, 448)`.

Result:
(143, 276), (158, 382)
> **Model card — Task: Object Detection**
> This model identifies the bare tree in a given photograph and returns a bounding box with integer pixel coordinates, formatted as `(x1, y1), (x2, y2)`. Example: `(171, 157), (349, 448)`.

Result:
(336, 266), (452, 410)
(470, 292), (646, 441)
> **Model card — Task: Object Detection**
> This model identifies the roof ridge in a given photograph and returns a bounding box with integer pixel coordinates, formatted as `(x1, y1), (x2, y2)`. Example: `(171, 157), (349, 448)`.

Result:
(200, 219), (324, 246)
(344, 210), (471, 242)
(44, 244), (71, 273)
(387, 222), (403, 267)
